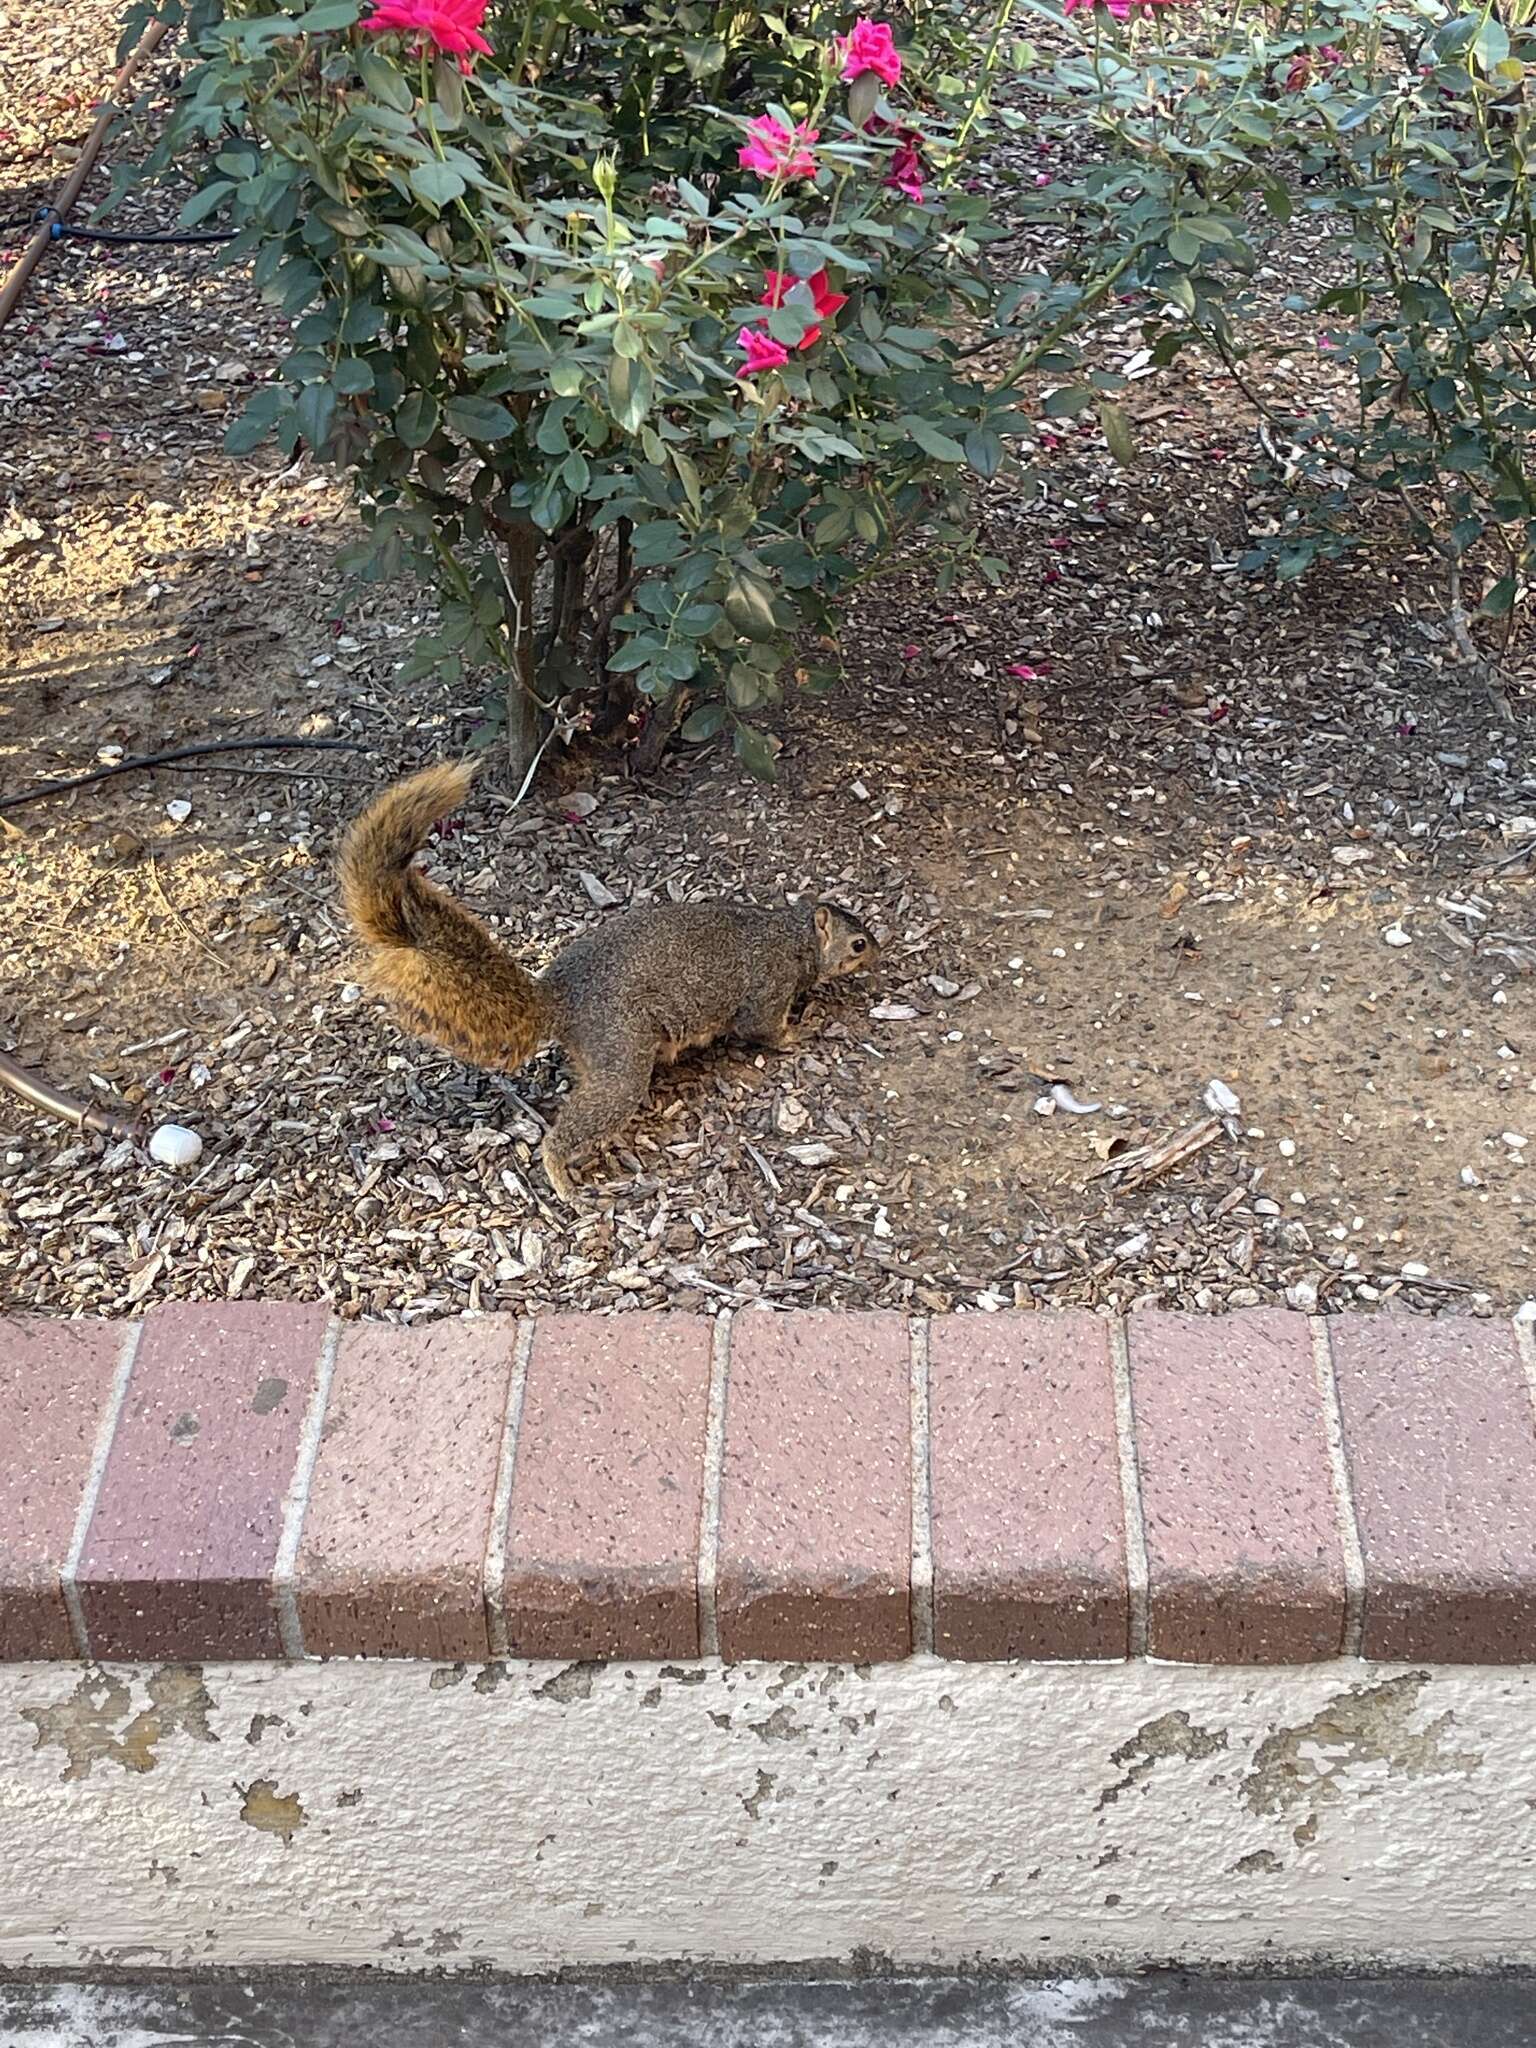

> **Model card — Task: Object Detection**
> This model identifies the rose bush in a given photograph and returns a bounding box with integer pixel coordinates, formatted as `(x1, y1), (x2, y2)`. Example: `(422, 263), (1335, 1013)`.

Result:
(1029, 0), (1536, 662)
(116, 0), (1031, 776)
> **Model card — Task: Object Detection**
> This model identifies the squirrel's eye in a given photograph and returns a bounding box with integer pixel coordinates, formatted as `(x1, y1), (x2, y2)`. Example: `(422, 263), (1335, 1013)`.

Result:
(852, 938), (867, 953)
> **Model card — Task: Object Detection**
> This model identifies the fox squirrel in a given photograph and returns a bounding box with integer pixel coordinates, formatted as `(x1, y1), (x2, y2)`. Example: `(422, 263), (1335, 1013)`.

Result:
(338, 761), (880, 1198)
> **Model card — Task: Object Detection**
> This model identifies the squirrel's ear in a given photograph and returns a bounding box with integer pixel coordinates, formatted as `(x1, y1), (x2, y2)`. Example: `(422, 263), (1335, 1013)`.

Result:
(814, 905), (833, 945)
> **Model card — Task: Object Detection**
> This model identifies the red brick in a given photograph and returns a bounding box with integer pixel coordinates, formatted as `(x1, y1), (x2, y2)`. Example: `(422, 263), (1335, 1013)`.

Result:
(499, 1314), (711, 1658)
(930, 1313), (1127, 1660)
(78, 1302), (329, 1659)
(718, 1311), (910, 1661)
(1332, 1316), (1536, 1661)
(296, 1317), (517, 1660)
(0, 1318), (124, 1658)
(1131, 1311), (1346, 1662)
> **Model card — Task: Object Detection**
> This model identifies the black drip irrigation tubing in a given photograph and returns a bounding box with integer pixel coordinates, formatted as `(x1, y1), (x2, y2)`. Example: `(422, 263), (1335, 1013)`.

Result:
(2, 211), (238, 246)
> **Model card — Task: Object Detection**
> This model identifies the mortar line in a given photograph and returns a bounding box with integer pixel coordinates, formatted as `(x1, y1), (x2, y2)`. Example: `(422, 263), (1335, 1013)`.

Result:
(1311, 1315), (1366, 1661)
(484, 1316), (536, 1661)
(1108, 1316), (1150, 1660)
(273, 1317), (341, 1662)
(909, 1316), (935, 1657)
(697, 1308), (733, 1660)
(61, 1318), (143, 1663)
(1514, 1314), (1536, 1440)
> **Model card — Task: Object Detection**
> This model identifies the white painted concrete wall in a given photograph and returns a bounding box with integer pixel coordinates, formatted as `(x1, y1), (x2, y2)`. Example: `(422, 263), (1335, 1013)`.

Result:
(1, 1657), (1530, 1972)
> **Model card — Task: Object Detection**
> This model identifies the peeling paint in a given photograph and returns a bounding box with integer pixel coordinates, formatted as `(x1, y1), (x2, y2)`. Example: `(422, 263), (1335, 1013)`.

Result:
(3, 1660), (1533, 1976)
(237, 1779), (307, 1844)
(742, 1769), (777, 1820)
(1097, 1712), (1228, 1809)
(535, 1662), (598, 1704)
(251, 1376), (289, 1414)
(20, 1666), (216, 1783)
(430, 1664), (467, 1692)
(746, 1705), (804, 1744)
(1242, 1674), (1479, 1830)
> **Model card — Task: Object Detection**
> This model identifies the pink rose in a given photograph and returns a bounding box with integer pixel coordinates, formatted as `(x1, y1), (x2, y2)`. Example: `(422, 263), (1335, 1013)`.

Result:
(737, 326), (791, 377)
(834, 18), (902, 85)
(362, 0), (491, 73)
(739, 115), (820, 181)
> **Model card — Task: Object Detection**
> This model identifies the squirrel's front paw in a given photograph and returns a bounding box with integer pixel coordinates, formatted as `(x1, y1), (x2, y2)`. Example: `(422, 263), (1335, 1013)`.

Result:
(540, 1134), (577, 1203)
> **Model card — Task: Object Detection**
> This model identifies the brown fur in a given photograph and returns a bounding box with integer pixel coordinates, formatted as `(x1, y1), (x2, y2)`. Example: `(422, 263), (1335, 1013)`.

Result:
(338, 762), (879, 1196)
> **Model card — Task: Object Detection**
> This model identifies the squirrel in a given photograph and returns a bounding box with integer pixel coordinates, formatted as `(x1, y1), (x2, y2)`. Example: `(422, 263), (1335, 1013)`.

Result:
(337, 760), (880, 1198)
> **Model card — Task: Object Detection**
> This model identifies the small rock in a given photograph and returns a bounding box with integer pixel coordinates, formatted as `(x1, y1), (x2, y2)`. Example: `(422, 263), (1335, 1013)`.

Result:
(165, 799), (193, 825)
(1381, 924), (1412, 948)
(148, 1124), (203, 1169)
(1203, 1078), (1241, 1119)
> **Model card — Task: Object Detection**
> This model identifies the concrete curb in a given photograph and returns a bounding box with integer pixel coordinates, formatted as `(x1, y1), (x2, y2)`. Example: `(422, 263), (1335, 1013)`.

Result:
(5, 1304), (1536, 1666)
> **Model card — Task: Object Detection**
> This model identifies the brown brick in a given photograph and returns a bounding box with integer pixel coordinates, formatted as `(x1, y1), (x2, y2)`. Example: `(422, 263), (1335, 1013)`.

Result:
(296, 1317), (517, 1660)
(718, 1310), (910, 1661)
(1131, 1311), (1345, 1662)
(78, 1302), (329, 1659)
(929, 1313), (1127, 1660)
(499, 1314), (711, 1658)
(1332, 1316), (1536, 1661)
(0, 1318), (124, 1658)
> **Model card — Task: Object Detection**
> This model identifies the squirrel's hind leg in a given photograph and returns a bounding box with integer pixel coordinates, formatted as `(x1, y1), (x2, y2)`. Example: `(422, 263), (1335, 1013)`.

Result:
(541, 1036), (655, 1200)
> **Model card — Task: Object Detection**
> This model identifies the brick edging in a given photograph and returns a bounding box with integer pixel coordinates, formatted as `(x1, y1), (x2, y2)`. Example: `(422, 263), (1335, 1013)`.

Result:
(4, 1305), (1536, 1666)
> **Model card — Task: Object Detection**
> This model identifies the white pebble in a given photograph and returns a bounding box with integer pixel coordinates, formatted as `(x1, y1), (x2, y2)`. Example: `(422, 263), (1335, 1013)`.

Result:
(165, 799), (193, 825)
(1278, 1138), (1296, 1159)
(1381, 924), (1412, 947)
(148, 1123), (203, 1169)
(1203, 1078), (1241, 1118)
(1503, 1132), (1529, 1150)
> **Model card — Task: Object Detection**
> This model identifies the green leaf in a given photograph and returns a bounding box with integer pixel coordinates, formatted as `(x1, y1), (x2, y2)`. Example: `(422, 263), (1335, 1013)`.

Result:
(333, 358), (375, 396)
(357, 49), (415, 111)
(1164, 273), (1196, 315)
(410, 160), (467, 209)
(224, 386), (290, 456)
(732, 722), (779, 782)
(395, 391), (440, 448)
(1042, 384), (1095, 419)
(293, 0), (361, 27)
(1098, 399), (1135, 468)
(903, 418), (967, 462)
(444, 395), (519, 441)
(848, 69), (880, 129)
(178, 180), (234, 228)
(611, 316), (644, 361)
(1479, 574), (1517, 617)
(654, 646), (698, 684)
(608, 355), (653, 433)
(682, 702), (728, 741)
(1167, 225), (1200, 267)
(295, 382), (336, 451)
(964, 426), (1003, 479)
(632, 520), (686, 566)
(724, 571), (778, 640)
(677, 602), (723, 637)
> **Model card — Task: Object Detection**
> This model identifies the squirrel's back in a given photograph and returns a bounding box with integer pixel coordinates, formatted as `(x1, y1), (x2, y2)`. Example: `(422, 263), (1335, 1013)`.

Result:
(337, 761), (552, 1071)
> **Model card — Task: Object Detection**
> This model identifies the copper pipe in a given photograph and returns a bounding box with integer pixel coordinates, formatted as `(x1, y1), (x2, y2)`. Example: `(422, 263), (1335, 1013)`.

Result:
(0, 16), (171, 332)
(0, 1049), (139, 1141)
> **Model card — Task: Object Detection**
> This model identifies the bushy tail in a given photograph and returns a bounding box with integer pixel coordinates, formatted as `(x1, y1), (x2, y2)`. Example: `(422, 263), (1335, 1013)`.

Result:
(337, 762), (551, 1072)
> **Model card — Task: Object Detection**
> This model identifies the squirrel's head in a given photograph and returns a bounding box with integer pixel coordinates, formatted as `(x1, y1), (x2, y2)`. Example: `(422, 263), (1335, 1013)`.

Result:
(813, 903), (880, 980)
